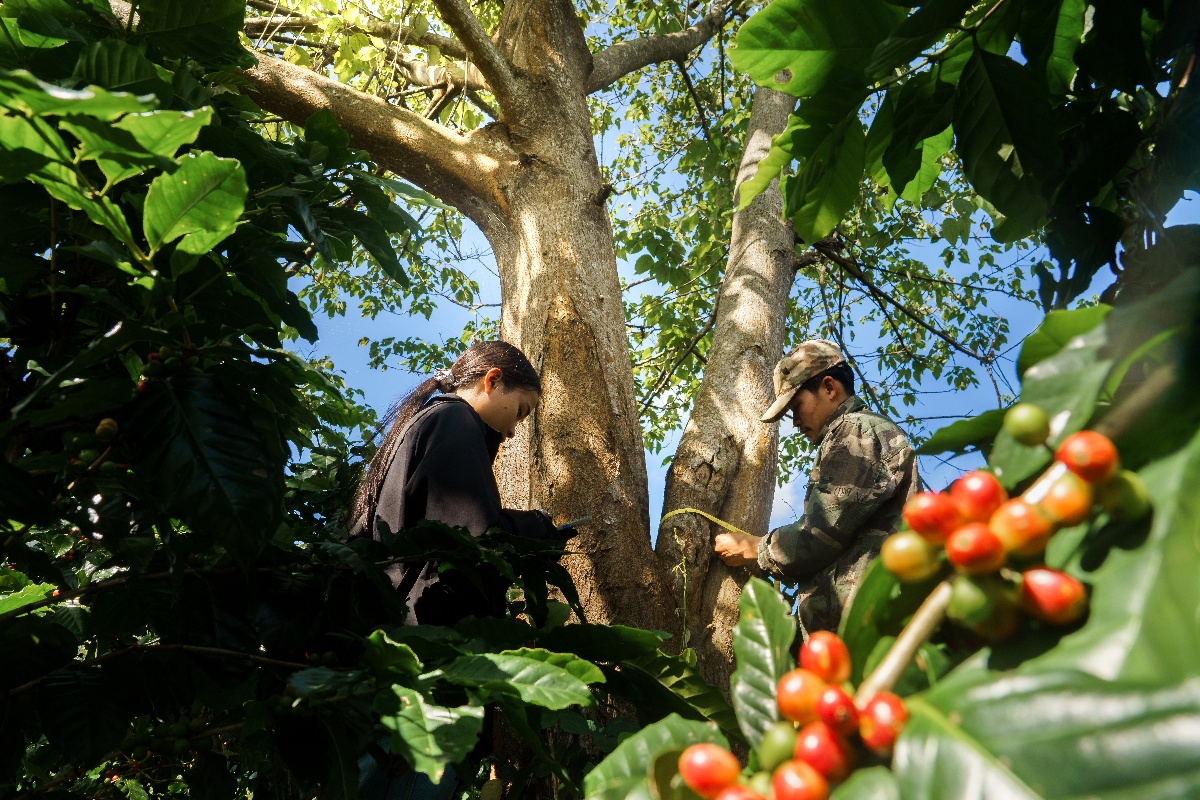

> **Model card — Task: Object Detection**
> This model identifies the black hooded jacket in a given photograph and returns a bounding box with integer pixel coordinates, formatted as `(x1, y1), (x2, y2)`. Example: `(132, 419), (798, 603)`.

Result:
(365, 394), (555, 625)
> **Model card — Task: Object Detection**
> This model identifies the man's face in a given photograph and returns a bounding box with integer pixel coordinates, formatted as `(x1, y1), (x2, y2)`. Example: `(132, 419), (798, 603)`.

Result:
(788, 379), (842, 442)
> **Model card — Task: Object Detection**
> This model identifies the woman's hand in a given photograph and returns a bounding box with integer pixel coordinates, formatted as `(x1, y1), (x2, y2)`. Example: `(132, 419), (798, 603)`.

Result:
(714, 531), (761, 567)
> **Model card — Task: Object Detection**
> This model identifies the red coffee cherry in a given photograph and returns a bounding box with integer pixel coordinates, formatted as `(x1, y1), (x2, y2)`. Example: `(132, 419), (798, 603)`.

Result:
(776, 669), (826, 725)
(793, 721), (853, 781)
(902, 492), (964, 543)
(678, 743), (741, 799)
(714, 787), (765, 800)
(945, 523), (1006, 575)
(881, 530), (942, 582)
(799, 632), (850, 684)
(989, 498), (1054, 556)
(1056, 431), (1119, 484)
(858, 692), (908, 753)
(1021, 568), (1088, 625)
(814, 685), (859, 735)
(1038, 470), (1094, 527)
(950, 470), (1008, 523)
(771, 760), (829, 800)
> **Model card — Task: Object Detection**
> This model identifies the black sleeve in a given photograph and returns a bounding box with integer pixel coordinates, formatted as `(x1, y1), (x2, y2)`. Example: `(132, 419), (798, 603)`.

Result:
(405, 403), (557, 540)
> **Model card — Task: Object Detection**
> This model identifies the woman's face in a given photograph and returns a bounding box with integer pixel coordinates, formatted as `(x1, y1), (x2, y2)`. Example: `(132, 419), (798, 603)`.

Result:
(460, 368), (539, 439)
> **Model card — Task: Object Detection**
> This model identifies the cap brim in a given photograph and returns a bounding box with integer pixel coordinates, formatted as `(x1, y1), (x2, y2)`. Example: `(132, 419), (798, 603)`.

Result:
(760, 386), (799, 423)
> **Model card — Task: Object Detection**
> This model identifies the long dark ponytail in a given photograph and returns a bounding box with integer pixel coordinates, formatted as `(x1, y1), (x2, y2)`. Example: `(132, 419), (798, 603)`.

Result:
(350, 340), (541, 529)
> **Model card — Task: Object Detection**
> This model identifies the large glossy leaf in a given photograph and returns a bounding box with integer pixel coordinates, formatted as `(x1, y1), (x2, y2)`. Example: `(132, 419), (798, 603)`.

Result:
(324, 207), (408, 288)
(904, 669), (1200, 798)
(143, 151), (246, 255)
(832, 766), (901, 799)
(375, 686), (483, 783)
(617, 651), (743, 744)
(729, 577), (795, 747)
(440, 652), (594, 709)
(737, 93), (862, 210)
(953, 51), (1058, 236)
(988, 326), (1111, 489)
(500, 647), (605, 685)
(0, 69), (151, 119)
(1016, 305), (1111, 376)
(1025, 428), (1200, 685)
(582, 714), (726, 800)
(786, 115), (865, 243)
(85, 108), (214, 186)
(72, 39), (171, 99)
(866, 0), (975, 78)
(0, 582), (53, 615)
(128, 374), (281, 551)
(731, 0), (906, 97)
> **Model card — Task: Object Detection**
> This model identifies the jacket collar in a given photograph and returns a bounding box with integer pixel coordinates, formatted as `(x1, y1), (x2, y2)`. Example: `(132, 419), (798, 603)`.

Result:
(815, 395), (866, 444)
(426, 394), (504, 462)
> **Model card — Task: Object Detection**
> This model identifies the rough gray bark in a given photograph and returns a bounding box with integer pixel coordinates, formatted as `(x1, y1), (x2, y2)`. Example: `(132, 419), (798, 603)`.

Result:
(655, 86), (798, 688)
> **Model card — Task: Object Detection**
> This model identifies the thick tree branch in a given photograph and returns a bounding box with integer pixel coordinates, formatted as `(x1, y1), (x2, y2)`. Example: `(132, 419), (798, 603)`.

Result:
(242, 54), (498, 213)
(586, 0), (732, 94)
(429, 0), (521, 114)
(244, 6), (468, 60)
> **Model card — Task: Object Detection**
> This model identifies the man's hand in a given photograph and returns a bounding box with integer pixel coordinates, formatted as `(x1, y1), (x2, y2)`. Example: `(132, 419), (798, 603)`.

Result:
(714, 531), (761, 567)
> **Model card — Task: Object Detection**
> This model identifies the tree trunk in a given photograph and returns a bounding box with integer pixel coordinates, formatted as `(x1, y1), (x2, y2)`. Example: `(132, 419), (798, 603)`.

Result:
(656, 87), (797, 687)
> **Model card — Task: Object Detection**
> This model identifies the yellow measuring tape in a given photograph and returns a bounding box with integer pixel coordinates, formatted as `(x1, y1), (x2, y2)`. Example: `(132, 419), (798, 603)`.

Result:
(660, 507), (753, 537)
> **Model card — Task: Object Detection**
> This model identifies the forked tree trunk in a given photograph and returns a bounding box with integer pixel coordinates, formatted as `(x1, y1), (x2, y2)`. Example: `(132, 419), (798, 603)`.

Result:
(656, 87), (797, 687)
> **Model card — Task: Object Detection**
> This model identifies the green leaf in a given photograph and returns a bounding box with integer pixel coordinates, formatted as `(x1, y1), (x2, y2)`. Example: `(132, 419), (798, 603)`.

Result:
(916, 409), (1006, 458)
(136, 0), (246, 62)
(72, 39), (172, 99)
(0, 582), (54, 615)
(989, 326), (1111, 489)
(362, 630), (423, 679)
(0, 69), (152, 119)
(787, 115), (865, 243)
(501, 647), (605, 685)
(304, 107), (350, 166)
(910, 670), (1200, 798)
(1017, 305), (1111, 376)
(375, 686), (484, 783)
(866, 0), (976, 78)
(325, 207), (408, 288)
(317, 720), (360, 800)
(583, 714), (726, 800)
(952, 50), (1058, 236)
(1046, 0), (1085, 94)
(895, 125), (954, 202)
(441, 652), (594, 710)
(831, 766), (901, 799)
(0, 18), (67, 69)
(143, 152), (246, 255)
(117, 108), (213, 159)
(538, 623), (669, 662)
(729, 577), (795, 748)
(731, 0), (906, 97)
(617, 651), (744, 744)
(128, 374), (281, 555)
(840, 559), (945, 684)
(893, 696), (1043, 799)
(1027, 430), (1200, 684)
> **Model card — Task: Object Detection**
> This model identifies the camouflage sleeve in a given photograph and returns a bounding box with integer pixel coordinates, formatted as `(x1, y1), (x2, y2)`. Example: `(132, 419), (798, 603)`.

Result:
(758, 420), (908, 582)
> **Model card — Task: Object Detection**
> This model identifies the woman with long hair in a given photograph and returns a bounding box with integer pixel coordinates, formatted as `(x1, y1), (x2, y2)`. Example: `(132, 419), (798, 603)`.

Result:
(350, 339), (561, 627)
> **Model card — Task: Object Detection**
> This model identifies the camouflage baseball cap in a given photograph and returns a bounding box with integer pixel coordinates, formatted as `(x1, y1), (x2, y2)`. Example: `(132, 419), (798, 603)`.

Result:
(760, 339), (846, 423)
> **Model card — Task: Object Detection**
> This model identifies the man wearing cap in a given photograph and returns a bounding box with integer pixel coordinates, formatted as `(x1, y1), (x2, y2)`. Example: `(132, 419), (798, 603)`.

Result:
(714, 340), (919, 635)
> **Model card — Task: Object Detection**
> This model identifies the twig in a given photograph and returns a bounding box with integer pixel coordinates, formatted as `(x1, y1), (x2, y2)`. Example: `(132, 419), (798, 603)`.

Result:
(674, 59), (714, 149)
(638, 302), (719, 413)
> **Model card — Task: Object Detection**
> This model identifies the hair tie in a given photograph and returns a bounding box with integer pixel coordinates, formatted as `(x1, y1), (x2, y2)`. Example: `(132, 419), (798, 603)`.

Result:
(432, 368), (456, 392)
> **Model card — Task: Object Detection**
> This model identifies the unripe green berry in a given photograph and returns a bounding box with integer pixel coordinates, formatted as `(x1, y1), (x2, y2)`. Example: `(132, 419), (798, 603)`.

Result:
(1004, 403), (1051, 446)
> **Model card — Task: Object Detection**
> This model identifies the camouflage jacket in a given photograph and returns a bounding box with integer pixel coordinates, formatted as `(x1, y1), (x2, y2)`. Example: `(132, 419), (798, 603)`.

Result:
(758, 396), (918, 634)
